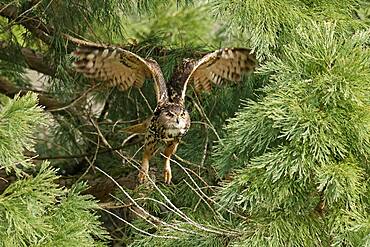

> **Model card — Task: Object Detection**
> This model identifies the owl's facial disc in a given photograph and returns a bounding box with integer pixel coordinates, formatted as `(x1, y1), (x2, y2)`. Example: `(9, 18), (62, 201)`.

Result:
(164, 110), (188, 129)
(157, 107), (190, 139)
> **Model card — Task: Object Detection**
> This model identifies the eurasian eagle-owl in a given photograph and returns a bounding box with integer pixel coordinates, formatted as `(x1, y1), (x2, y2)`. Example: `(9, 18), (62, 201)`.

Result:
(72, 44), (257, 184)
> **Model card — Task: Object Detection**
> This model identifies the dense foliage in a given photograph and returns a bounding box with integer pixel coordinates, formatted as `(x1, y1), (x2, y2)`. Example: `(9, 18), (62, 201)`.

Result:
(0, 0), (369, 246)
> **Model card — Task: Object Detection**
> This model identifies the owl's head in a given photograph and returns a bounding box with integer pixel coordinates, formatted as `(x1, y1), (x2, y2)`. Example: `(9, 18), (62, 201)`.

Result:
(157, 104), (190, 136)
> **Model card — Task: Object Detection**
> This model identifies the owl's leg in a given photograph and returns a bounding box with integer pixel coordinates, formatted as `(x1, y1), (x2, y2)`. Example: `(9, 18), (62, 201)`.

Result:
(163, 141), (179, 184)
(138, 139), (157, 183)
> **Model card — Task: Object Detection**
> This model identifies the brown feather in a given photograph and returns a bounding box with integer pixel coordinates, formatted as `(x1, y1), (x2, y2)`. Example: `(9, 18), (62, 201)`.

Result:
(181, 48), (257, 97)
(72, 44), (168, 103)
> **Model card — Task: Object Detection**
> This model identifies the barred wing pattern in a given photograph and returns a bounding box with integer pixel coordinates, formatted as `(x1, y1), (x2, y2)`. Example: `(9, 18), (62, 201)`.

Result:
(72, 45), (168, 103)
(181, 48), (257, 99)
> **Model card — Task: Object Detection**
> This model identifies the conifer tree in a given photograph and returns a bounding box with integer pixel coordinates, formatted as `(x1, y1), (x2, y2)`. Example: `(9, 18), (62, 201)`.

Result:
(0, 93), (108, 246)
(0, 0), (369, 246)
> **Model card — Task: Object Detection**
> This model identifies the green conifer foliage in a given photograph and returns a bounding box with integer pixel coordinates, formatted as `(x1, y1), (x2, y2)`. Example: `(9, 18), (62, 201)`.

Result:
(0, 0), (369, 246)
(214, 23), (370, 247)
(0, 165), (110, 247)
(0, 94), (109, 246)
(130, 1), (370, 247)
(0, 93), (45, 174)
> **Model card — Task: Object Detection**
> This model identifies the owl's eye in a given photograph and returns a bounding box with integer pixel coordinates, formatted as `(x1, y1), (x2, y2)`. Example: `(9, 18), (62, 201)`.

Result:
(166, 112), (175, 117)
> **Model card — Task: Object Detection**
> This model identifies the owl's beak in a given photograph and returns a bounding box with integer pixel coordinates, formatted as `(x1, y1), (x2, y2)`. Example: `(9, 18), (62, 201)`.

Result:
(176, 118), (180, 124)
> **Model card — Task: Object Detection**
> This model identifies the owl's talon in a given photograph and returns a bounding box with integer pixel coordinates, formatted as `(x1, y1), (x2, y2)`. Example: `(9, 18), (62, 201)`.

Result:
(138, 170), (148, 183)
(164, 168), (172, 184)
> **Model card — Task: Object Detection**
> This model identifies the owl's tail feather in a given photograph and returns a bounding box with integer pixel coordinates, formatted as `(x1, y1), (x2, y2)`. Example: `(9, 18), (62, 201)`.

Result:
(121, 118), (151, 134)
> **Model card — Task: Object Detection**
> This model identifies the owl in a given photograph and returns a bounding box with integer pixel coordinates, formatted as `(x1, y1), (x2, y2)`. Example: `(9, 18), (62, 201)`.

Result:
(72, 44), (257, 184)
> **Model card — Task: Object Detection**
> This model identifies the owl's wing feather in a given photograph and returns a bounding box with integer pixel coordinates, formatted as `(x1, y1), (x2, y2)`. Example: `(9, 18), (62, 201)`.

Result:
(181, 48), (257, 99)
(72, 44), (168, 103)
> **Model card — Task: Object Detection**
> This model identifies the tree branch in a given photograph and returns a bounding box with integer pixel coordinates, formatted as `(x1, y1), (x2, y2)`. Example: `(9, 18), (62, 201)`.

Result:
(0, 4), (210, 56)
(0, 76), (64, 110)
(0, 169), (139, 202)
(0, 4), (53, 45)
(31, 137), (142, 160)
(0, 3), (103, 51)
(0, 40), (56, 76)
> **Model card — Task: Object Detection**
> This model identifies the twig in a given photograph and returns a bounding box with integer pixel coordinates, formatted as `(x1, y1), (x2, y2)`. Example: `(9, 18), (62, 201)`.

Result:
(98, 202), (133, 209)
(31, 145), (127, 160)
(170, 157), (248, 221)
(182, 179), (217, 215)
(96, 166), (196, 235)
(109, 194), (159, 228)
(191, 97), (222, 144)
(89, 116), (143, 169)
(183, 166), (215, 192)
(101, 208), (179, 239)
(173, 154), (206, 170)
(201, 128), (209, 167)
(48, 83), (102, 112)
(76, 139), (101, 182)
(138, 89), (153, 113)
(137, 159), (240, 236)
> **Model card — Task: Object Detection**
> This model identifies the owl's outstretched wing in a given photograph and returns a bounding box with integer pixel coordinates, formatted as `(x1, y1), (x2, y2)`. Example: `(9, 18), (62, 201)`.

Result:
(181, 48), (257, 99)
(72, 44), (168, 103)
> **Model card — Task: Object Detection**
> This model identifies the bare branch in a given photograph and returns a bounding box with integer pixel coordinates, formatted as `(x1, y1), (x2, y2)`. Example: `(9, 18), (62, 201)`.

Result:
(0, 4), (53, 45)
(0, 76), (64, 110)
(0, 41), (56, 76)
